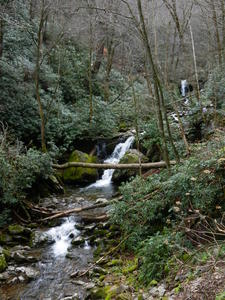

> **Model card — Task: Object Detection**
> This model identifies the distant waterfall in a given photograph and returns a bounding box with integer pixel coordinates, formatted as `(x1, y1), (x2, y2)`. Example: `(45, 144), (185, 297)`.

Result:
(181, 80), (187, 97)
(88, 136), (135, 188)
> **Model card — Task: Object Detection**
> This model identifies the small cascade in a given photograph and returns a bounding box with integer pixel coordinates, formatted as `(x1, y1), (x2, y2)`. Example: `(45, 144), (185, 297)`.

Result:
(46, 217), (79, 257)
(88, 135), (135, 188)
(181, 79), (187, 97)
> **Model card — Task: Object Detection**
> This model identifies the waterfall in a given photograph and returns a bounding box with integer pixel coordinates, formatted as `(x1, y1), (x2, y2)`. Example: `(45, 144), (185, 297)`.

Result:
(88, 135), (135, 188)
(181, 79), (187, 97)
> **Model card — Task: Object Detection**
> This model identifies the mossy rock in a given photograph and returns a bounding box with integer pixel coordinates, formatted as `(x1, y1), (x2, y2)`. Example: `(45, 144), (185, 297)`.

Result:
(0, 233), (13, 245)
(63, 150), (99, 184)
(112, 150), (148, 184)
(8, 224), (31, 238)
(0, 254), (7, 272)
(88, 286), (111, 299)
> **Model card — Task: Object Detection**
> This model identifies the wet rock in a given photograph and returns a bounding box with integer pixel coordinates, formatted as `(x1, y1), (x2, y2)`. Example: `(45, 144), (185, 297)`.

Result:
(84, 224), (96, 234)
(75, 223), (86, 231)
(69, 233), (75, 239)
(11, 250), (37, 264)
(8, 224), (31, 237)
(71, 236), (85, 246)
(16, 266), (40, 280)
(0, 254), (7, 272)
(31, 231), (55, 247)
(75, 197), (85, 202)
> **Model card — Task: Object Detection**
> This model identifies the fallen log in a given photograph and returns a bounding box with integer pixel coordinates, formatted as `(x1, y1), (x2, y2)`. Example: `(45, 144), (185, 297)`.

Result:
(39, 202), (110, 222)
(81, 214), (109, 223)
(53, 160), (176, 170)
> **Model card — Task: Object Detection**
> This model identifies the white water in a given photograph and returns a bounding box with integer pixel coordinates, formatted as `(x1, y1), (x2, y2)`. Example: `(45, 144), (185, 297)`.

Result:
(181, 79), (187, 97)
(88, 136), (135, 188)
(46, 217), (79, 257)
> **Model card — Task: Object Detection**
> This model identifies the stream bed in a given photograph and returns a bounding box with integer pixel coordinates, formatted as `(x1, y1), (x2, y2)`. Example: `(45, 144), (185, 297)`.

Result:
(0, 186), (114, 300)
(0, 136), (134, 300)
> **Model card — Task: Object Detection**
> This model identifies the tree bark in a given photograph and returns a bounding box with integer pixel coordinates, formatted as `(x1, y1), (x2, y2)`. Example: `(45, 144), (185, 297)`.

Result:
(35, 1), (47, 152)
(52, 161), (177, 170)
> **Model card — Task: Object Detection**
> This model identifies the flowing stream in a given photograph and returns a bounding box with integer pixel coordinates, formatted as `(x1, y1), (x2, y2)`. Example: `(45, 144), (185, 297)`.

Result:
(0, 136), (134, 300)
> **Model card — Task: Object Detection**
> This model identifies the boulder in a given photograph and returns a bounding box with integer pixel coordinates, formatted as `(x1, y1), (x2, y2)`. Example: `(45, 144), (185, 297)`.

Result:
(8, 225), (31, 237)
(112, 149), (149, 183)
(63, 150), (99, 184)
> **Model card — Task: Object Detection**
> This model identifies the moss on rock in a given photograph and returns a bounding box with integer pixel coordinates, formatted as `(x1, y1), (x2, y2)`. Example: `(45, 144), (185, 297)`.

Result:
(112, 149), (148, 184)
(0, 254), (7, 272)
(63, 150), (99, 184)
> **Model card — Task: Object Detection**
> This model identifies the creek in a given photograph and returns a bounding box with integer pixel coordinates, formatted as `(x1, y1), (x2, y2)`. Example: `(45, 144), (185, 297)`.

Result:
(0, 136), (134, 300)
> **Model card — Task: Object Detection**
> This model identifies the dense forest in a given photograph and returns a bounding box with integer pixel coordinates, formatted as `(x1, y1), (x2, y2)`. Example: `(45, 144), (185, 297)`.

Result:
(0, 0), (225, 299)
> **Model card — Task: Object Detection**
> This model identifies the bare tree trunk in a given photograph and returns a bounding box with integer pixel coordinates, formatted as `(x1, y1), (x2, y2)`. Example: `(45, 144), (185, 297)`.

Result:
(35, 1), (47, 153)
(136, 0), (171, 170)
(88, 20), (93, 123)
(130, 76), (142, 176)
(104, 38), (115, 102)
(91, 41), (104, 77)
(189, 24), (201, 104)
(210, 0), (222, 65)
(172, 97), (190, 156)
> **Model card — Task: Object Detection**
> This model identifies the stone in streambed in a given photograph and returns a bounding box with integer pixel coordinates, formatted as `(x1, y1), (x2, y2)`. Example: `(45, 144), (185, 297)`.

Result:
(8, 224), (31, 237)
(0, 233), (13, 246)
(71, 236), (85, 246)
(63, 150), (99, 184)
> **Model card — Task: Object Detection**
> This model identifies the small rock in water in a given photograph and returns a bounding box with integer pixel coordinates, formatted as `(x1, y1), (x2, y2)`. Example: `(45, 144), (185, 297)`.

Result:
(18, 275), (25, 282)
(75, 197), (85, 202)
(16, 266), (40, 279)
(71, 236), (85, 246)
(69, 233), (75, 239)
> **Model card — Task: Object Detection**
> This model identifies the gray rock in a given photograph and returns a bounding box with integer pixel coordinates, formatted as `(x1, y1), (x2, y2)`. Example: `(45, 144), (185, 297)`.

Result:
(95, 198), (109, 204)
(9, 277), (18, 284)
(85, 282), (96, 290)
(71, 236), (85, 246)
(18, 275), (26, 282)
(0, 272), (10, 281)
(31, 231), (55, 247)
(158, 284), (166, 297)
(16, 266), (40, 279)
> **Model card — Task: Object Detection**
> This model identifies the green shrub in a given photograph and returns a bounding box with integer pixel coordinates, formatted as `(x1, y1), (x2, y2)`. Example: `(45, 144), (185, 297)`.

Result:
(0, 140), (52, 226)
(138, 231), (182, 283)
(111, 140), (225, 249)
